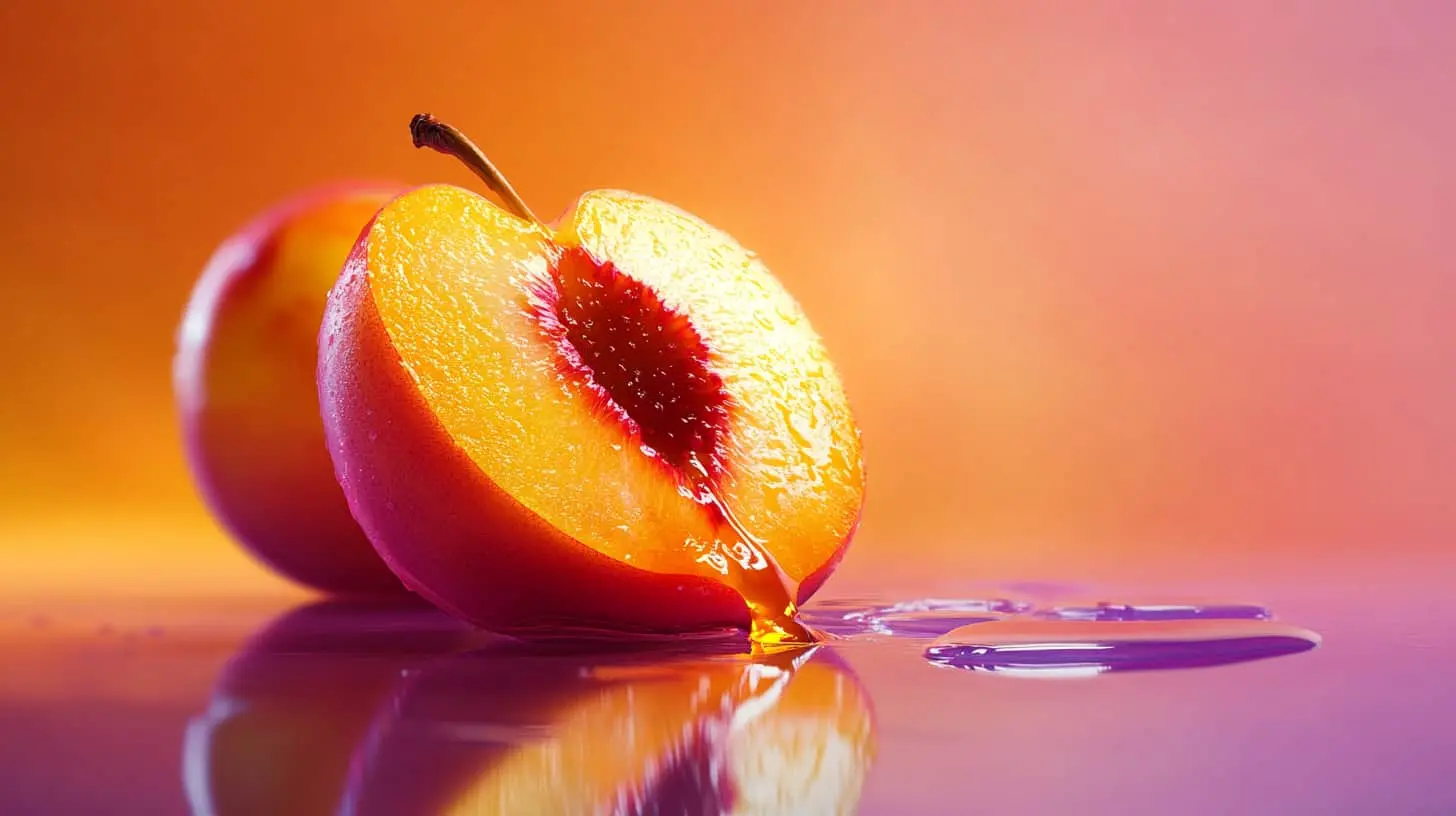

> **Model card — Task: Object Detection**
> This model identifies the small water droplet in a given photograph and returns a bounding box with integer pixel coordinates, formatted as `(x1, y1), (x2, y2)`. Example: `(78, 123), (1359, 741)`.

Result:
(367, 430), (379, 443)
(925, 618), (1320, 677)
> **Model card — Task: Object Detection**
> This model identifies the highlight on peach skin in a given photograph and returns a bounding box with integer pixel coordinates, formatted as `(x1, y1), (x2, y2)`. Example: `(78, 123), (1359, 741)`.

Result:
(318, 115), (865, 643)
(341, 645), (877, 814)
(175, 184), (407, 595)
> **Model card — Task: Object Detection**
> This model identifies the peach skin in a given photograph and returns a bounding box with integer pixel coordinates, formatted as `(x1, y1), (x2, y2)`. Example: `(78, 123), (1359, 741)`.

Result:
(318, 116), (865, 644)
(176, 184), (406, 594)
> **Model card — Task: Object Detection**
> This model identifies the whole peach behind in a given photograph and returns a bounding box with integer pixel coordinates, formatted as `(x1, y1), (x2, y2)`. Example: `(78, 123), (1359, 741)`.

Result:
(175, 184), (406, 594)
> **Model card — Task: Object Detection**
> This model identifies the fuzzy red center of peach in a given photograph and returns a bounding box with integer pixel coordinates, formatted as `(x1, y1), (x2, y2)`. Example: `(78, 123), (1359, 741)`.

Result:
(530, 246), (732, 482)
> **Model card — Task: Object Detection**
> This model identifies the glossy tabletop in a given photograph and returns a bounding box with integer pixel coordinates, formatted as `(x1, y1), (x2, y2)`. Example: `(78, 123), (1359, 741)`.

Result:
(2, 566), (1451, 815)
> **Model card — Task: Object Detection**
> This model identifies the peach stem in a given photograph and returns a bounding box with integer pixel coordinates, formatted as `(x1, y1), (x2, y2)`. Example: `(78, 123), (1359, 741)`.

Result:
(409, 113), (544, 227)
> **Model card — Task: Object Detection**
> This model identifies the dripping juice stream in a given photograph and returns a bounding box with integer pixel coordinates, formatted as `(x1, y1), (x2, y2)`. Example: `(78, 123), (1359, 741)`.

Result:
(689, 467), (814, 647)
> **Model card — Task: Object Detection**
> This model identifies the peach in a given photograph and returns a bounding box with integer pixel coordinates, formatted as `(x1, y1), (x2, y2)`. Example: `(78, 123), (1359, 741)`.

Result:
(176, 185), (406, 593)
(341, 645), (877, 814)
(319, 116), (864, 643)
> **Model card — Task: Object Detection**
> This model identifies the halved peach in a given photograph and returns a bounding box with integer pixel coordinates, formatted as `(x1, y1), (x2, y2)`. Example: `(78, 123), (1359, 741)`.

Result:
(319, 117), (865, 639)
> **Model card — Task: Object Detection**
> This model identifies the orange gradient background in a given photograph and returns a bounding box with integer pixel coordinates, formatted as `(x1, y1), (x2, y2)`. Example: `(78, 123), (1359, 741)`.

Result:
(2, 2), (1452, 597)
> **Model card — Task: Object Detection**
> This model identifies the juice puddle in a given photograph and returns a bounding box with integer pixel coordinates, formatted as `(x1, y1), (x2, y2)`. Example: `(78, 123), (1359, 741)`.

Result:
(924, 619), (1320, 676)
(799, 594), (1321, 676)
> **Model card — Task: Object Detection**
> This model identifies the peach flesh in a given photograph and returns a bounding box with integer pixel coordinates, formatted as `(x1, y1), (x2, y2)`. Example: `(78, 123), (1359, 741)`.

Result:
(176, 184), (405, 594)
(537, 245), (815, 643)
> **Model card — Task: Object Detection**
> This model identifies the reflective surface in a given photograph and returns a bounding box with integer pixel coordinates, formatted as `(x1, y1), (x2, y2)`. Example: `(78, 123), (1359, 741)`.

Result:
(2, 573), (1453, 814)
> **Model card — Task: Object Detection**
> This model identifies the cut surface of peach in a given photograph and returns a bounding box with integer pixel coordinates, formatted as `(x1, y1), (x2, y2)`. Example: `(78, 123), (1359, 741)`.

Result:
(321, 183), (863, 634)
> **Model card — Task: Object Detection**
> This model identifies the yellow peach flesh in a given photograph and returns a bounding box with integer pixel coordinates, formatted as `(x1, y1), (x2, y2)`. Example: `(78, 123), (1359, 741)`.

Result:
(365, 185), (863, 591)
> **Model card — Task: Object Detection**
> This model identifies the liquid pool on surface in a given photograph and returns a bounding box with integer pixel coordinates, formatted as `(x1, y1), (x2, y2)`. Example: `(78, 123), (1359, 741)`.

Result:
(923, 618), (1319, 676)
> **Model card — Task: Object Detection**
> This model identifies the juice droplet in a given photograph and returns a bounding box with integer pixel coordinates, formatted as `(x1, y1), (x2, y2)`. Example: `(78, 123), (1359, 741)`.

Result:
(1035, 599), (1271, 622)
(686, 457), (812, 649)
(925, 618), (1320, 677)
